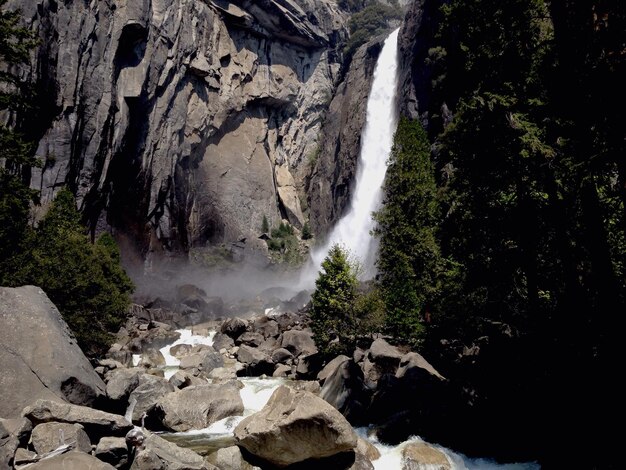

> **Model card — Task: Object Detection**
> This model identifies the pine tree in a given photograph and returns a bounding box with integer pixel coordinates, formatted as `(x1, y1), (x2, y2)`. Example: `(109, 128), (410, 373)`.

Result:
(374, 117), (453, 345)
(0, 1), (39, 284)
(310, 244), (359, 356)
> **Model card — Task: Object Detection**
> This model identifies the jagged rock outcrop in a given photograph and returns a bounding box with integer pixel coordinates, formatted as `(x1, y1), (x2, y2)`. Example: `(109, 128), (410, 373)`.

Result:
(308, 37), (383, 236)
(0, 286), (106, 419)
(8, 0), (350, 264)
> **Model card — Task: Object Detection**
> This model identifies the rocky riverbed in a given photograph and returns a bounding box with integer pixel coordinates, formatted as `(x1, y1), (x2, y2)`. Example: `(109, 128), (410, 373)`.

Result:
(0, 285), (539, 469)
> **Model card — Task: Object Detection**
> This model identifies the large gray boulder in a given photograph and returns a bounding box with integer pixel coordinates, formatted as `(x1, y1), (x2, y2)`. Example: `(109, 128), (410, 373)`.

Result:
(320, 360), (369, 425)
(23, 399), (133, 438)
(31, 422), (92, 454)
(281, 330), (317, 357)
(130, 432), (212, 470)
(236, 345), (275, 376)
(148, 383), (244, 432)
(205, 446), (261, 470)
(0, 286), (106, 418)
(105, 368), (145, 402)
(127, 376), (176, 423)
(234, 385), (357, 467)
(23, 451), (117, 469)
(95, 437), (128, 469)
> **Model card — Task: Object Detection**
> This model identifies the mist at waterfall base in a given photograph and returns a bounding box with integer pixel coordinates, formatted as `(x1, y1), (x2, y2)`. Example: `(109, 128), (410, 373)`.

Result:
(299, 28), (401, 288)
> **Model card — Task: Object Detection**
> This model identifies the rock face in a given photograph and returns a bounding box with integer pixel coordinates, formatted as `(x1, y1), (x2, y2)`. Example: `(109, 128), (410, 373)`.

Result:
(401, 442), (451, 470)
(7, 0), (351, 262)
(0, 286), (106, 419)
(30, 422), (92, 454)
(130, 432), (210, 470)
(308, 37), (382, 236)
(234, 385), (357, 467)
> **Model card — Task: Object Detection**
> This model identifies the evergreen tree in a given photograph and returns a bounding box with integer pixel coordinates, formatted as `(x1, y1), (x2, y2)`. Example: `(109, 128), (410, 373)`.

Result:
(374, 117), (453, 345)
(0, 0), (39, 284)
(261, 214), (269, 233)
(310, 244), (359, 356)
(16, 189), (134, 356)
(301, 221), (312, 240)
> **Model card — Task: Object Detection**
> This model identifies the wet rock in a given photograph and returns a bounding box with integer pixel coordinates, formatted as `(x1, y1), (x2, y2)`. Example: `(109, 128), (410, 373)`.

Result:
(401, 442), (451, 470)
(234, 385), (357, 467)
(0, 286), (105, 418)
(23, 399), (133, 439)
(148, 383), (243, 432)
(179, 349), (224, 374)
(357, 437), (381, 462)
(139, 349), (166, 368)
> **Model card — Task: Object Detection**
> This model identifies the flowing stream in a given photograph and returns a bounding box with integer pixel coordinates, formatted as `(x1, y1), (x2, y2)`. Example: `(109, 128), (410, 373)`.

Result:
(153, 328), (538, 469)
(300, 28), (401, 286)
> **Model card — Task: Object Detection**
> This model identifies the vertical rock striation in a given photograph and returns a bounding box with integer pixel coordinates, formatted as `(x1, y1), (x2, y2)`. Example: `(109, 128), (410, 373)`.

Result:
(8, 0), (351, 264)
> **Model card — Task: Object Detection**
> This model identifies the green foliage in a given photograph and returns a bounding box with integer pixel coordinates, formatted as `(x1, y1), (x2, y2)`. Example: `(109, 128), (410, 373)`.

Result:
(344, 2), (403, 59)
(15, 189), (134, 356)
(267, 222), (303, 265)
(311, 245), (359, 356)
(374, 118), (457, 346)
(301, 221), (313, 240)
(0, 1), (39, 285)
(261, 215), (269, 233)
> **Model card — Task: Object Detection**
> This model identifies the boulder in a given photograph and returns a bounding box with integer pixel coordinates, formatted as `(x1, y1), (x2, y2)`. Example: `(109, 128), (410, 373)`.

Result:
(179, 350), (224, 373)
(31, 422), (92, 454)
(317, 355), (350, 383)
(363, 339), (404, 387)
(252, 316), (280, 339)
(23, 400), (133, 438)
(169, 370), (206, 389)
(128, 376), (176, 423)
(105, 368), (145, 402)
(236, 331), (265, 347)
(236, 345), (274, 376)
(221, 318), (249, 339)
(25, 451), (117, 469)
(234, 385), (357, 467)
(212, 333), (235, 351)
(205, 445), (261, 470)
(14, 447), (36, 466)
(281, 330), (317, 357)
(273, 364), (292, 378)
(139, 349), (166, 368)
(396, 353), (446, 382)
(130, 432), (211, 470)
(95, 437), (128, 469)
(357, 437), (381, 462)
(258, 337), (281, 354)
(295, 353), (324, 380)
(0, 286), (106, 418)
(271, 348), (294, 364)
(0, 417), (31, 469)
(401, 442), (451, 470)
(148, 383), (243, 432)
(320, 360), (369, 425)
(274, 312), (302, 331)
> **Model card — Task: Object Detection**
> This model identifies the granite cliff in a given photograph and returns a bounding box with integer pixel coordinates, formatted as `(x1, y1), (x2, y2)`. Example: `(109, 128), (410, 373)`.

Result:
(10, 0), (364, 266)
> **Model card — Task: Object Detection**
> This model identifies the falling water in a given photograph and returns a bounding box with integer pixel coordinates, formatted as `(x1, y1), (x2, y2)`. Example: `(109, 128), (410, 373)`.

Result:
(302, 28), (400, 285)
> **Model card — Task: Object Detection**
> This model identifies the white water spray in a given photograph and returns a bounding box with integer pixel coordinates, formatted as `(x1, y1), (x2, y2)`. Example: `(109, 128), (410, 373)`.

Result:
(302, 28), (400, 285)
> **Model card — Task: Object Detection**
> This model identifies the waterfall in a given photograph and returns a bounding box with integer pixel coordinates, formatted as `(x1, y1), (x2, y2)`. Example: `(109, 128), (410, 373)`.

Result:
(303, 28), (400, 285)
